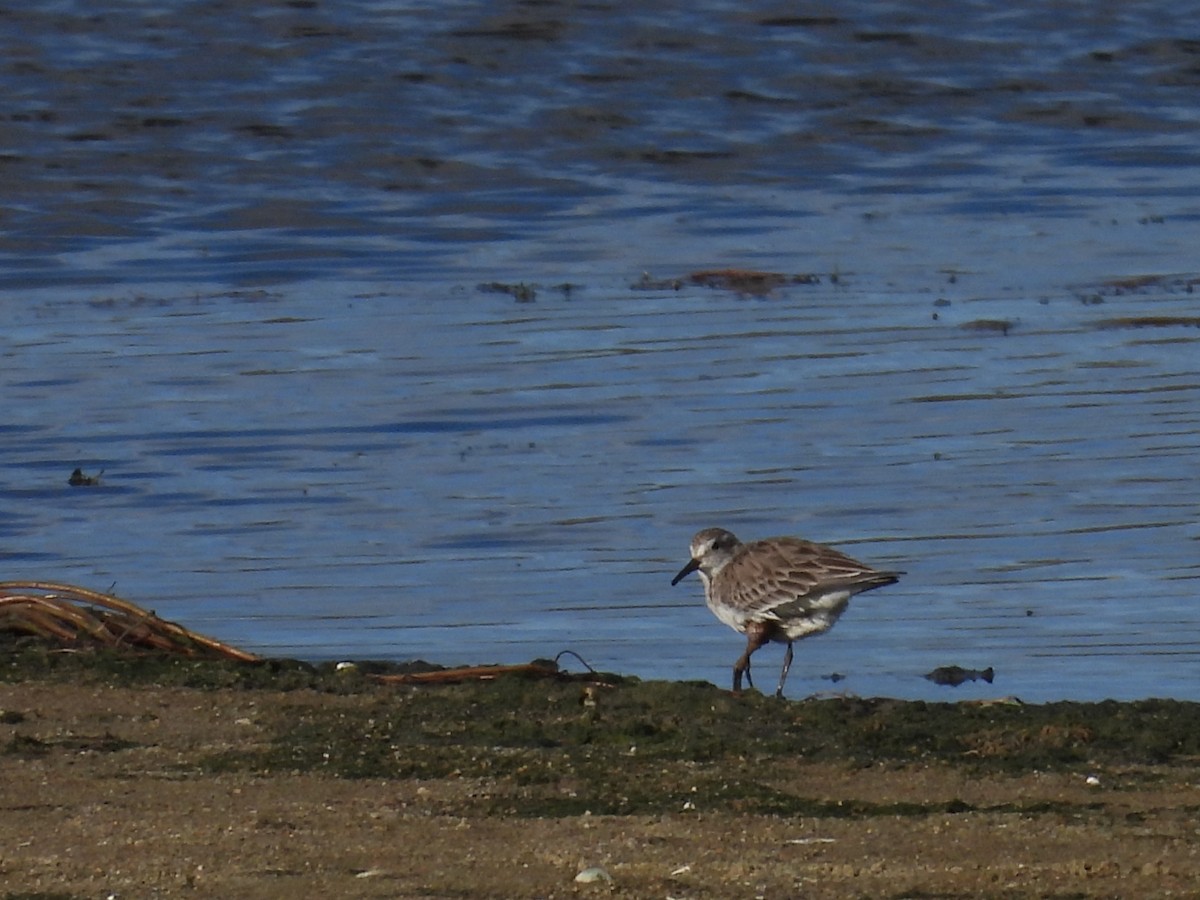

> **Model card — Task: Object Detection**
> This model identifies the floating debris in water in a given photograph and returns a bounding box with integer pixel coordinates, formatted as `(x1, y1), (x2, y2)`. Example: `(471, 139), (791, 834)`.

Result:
(958, 318), (1014, 335)
(476, 281), (536, 302)
(925, 665), (995, 687)
(1094, 315), (1200, 329)
(68, 468), (102, 486)
(631, 268), (821, 295)
(631, 271), (683, 291)
(687, 268), (818, 295)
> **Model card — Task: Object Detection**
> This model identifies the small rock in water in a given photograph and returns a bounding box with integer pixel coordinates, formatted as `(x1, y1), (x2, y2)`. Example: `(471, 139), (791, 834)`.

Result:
(924, 665), (995, 687)
(68, 467), (102, 486)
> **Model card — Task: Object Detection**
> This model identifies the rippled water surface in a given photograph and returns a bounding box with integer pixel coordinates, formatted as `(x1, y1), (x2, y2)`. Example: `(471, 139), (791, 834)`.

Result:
(3, 1), (1199, 701)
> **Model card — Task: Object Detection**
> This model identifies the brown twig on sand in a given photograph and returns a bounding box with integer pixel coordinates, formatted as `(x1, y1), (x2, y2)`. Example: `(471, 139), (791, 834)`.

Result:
(369, 662), (561, 685)
(368, 654), (616, 687)
(0, 581), (259, 662)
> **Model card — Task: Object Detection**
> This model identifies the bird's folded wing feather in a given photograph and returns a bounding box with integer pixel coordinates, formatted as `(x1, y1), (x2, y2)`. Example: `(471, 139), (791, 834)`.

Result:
(721, 538), (898, 619)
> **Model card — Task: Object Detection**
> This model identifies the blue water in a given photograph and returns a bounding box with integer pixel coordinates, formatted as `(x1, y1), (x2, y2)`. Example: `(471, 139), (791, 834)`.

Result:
(2, 1), (1199, 701)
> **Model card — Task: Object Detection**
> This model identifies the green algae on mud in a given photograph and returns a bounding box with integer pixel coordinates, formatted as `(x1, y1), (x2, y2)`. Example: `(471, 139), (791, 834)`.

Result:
(202, 679), (1200, 776)
(200, 685), (1200, 819)
(0, 635), (326, 690)
(7, 642), (1200, 818)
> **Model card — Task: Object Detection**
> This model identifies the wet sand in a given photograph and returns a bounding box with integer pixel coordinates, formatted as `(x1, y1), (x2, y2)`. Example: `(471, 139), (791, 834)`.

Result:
(3, 651), (1200, 898)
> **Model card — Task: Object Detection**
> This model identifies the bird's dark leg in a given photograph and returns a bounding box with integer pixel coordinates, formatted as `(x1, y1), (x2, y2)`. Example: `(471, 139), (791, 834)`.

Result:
(733, 622), (770, 693)
(775, 641), (794, 699)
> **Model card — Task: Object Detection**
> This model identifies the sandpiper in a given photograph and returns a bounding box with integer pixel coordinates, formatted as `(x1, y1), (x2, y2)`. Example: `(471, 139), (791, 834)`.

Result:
(671, 527), (901, 698)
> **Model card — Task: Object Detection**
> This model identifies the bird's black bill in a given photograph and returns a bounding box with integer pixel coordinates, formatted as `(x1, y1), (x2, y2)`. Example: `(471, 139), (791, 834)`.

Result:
(671, 558), (700, 586)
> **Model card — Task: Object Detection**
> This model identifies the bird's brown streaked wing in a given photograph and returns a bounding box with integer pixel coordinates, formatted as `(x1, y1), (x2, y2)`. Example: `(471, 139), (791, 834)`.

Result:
(718, 537), (899, 618)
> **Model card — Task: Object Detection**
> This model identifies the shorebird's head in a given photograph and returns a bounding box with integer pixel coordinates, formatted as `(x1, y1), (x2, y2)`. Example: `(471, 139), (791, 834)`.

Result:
(671, 527), (742, 586)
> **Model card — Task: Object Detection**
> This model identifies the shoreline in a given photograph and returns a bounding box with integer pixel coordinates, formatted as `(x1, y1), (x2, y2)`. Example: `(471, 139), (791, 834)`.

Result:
(3, 650), (1200, 897)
